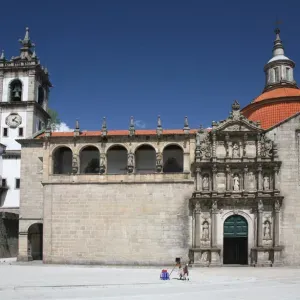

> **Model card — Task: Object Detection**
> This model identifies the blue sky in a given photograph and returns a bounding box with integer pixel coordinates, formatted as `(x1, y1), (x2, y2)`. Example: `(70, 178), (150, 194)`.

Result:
(1, 0), (300, 130)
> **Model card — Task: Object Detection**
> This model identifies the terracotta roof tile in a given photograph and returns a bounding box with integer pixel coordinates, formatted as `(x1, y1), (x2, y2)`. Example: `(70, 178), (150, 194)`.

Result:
(244, 102), (300, 129)
(253, 87), (300, 103)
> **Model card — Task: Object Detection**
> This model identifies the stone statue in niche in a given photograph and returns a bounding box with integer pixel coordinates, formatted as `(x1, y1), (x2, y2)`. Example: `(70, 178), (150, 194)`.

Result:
(263, 221), (271, 239)
(202, 221), (209, 240)
(233, 174), (240, 191)
(195, 201), (201, 212)
(99, 154), (106, 174)
(202, 175), (209, 190)
(248, 172), (255, 189)
(127, 152), (134, 173)
(263, 175), (270, 190)
(156, 152), (163, 172)
(232, 143), (239, 158)
(72, 155), (78, 174)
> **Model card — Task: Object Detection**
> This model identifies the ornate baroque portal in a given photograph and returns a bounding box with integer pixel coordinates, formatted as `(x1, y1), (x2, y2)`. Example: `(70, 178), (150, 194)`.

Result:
(189, 101), (284, 266)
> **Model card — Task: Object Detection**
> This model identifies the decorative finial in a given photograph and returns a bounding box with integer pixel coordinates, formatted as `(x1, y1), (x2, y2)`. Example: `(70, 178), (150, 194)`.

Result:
(0, 50), (5, 61)
(74, 119), (80, 137)
(183, 116), (190, 134)
(129, 116), (135, 136)
(198, 124), (204, 134)
(232, 100), (240, 111)
(101, 117), (107, 137)
(156, 115), (163, 136)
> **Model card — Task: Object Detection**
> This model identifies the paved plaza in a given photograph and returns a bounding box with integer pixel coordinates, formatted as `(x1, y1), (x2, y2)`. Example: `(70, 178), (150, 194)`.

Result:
(0, 259), (300, 299)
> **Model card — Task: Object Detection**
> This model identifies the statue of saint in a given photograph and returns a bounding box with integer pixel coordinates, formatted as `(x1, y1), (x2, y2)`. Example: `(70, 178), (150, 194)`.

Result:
(202, 175), (209, 190)
(263, 176), (270, 190)
(264, 221), (271, 239)
(232, 143), (239, 158)
(233, 174), (239, 191)
(202, 221), (209, 240)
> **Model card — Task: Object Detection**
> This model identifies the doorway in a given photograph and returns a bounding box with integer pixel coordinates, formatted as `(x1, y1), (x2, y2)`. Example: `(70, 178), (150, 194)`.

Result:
(28, 223), (43, 260)
(223, 215), (248, 265)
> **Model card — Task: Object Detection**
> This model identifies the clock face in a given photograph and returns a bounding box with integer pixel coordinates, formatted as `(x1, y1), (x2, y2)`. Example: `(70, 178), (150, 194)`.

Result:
(6, 113), (22, 128)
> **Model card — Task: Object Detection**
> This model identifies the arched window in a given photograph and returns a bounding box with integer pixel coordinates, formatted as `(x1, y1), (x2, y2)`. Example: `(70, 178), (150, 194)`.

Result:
(38, 86), (44, 106)
(80, 146), (100, 174)
(135, 145), (156, 174)
(107, 145), (128, 174)
(53, 146), (72, 174)
(163, 145), (183, 173)
(9, 79), (22, 101)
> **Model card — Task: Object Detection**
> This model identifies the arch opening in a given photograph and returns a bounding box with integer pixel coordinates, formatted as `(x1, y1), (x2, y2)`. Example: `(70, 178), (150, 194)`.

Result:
(38, 86), (45, 106)
(53, 147), (72, 174)
(135, 145), (156, 174)
(28, 223), (43, 260)
(80, 146), (100, 174)
(9, 79), (22, 101)
(163, 145), (183, 173)
(107, 145), (127, 174)
(223, 214), (248, 265)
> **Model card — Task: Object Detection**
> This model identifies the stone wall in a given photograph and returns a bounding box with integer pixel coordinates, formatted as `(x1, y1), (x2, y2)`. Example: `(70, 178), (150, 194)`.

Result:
(266, 114), (300, 265)
(43, 182), (193, 265)
(18, 144), (44, 261)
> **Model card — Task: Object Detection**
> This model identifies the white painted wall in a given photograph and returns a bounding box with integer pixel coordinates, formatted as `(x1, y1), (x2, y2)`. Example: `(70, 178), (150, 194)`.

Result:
(2, 77), (29, 102)
(1, 158), (20, 207)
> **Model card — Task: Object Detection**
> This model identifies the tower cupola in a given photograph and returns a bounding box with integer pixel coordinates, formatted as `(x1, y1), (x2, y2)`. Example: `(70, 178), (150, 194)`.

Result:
(263, 28), (297, 92)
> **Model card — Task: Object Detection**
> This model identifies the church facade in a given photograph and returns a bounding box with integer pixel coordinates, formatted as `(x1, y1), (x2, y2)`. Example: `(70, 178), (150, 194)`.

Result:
(14, 28), (300, 266)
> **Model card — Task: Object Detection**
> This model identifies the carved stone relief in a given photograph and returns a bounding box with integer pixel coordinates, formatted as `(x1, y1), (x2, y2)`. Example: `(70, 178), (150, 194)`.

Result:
(232, 143), (240, 158)
(260, 134), (273, 158)
(72, 155), (78, 174)
(202, 221), (209, 240)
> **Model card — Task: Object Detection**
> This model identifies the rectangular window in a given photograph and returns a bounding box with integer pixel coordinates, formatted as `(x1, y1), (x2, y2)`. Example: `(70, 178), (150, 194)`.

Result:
(18, 127), (24, 137)
(1, 179), (6, 187)
(275, 67), (280, 82)
(3, 128), (8, 137)
(286, 68), (290, 81)
(15, 178), (20, 189)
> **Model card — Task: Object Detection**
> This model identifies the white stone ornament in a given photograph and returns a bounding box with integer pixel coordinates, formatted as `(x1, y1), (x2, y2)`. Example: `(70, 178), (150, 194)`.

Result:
(6, 113), (22, 128)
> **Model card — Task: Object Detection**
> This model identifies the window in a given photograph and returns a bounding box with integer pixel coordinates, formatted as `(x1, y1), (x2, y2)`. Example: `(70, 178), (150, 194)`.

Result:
(274, 67), (280, 82)
(3, 128), (8, 137)
(1, 179), (6, 187)
(286, 68), (290, 81)
(18, 127), (23, 137)
(15, 178), (20, 189)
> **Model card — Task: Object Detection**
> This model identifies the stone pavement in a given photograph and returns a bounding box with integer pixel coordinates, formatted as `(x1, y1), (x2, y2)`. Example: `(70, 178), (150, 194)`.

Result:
(0, 262), (300, 299)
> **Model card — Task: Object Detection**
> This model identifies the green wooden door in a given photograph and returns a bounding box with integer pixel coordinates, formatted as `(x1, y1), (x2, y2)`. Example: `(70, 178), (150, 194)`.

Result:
(224, 215), (248, 238)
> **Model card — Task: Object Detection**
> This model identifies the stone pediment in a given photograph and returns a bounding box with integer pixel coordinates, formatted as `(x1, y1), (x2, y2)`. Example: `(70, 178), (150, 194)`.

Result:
(211, 101), (263, 133)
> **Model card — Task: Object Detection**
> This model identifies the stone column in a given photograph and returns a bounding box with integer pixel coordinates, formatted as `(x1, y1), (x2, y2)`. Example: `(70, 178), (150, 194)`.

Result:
(211, 201), (218, 247)
(273, 165), (279, 191)
(274, 200), (280, 247)
(257, 164), (262, 191)
(183, 152), (190, 173)
(225, 133), (230, 157)
(257, 200), (264, 247)
(212, 164), (217, 191)
(212, 133), (217, 158)
(194, 202), (201, 248)
(243, 133), (248, 157)
(196, 167), (202, 191)
(257, 133), (262, 157)
(243, 165), (248, 191)
(226, 165), (231, 191)
(239, 141), (243, 158)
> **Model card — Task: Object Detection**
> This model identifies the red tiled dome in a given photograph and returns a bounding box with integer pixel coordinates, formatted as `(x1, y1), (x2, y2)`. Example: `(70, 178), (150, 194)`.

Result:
(242, 87), (300, 129)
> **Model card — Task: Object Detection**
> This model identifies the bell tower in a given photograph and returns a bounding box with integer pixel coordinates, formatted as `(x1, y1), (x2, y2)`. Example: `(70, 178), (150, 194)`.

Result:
(0, 27), (51, 208)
